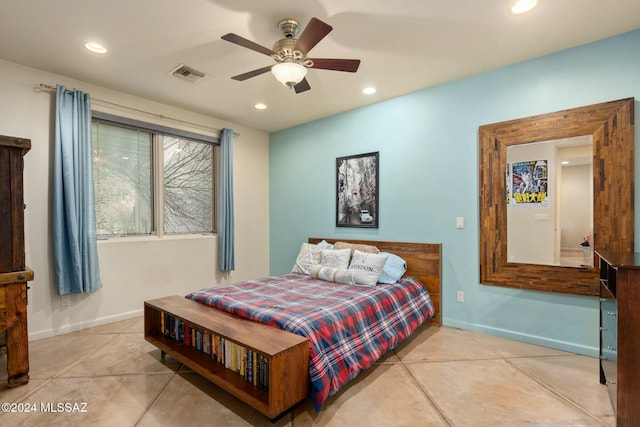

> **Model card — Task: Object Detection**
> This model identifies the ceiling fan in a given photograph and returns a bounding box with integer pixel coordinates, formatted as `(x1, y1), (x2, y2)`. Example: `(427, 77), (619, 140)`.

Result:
(221, 17), (361, 94)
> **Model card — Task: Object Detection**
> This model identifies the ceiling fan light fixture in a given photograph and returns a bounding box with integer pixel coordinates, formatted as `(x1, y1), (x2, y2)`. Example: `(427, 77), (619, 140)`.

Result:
(271, 62), (307, 88)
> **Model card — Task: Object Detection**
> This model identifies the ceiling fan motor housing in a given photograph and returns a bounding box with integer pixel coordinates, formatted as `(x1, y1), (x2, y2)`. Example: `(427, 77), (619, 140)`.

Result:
(277, 19), (300, 39)
(273, 20), (312, 66)
(272, 38), (313, 67)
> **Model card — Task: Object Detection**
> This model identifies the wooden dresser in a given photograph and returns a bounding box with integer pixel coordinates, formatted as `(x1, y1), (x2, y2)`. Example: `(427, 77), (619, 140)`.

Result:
(0, 135), (34, 387)
(595, 249), (640, 426)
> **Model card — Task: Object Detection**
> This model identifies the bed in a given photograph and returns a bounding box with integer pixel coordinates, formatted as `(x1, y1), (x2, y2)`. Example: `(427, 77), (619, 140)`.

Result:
(145, 238), (441, 417)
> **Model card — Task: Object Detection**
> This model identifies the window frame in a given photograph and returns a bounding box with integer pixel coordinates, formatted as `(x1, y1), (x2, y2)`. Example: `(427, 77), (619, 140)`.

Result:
(92, 111), (219, 239)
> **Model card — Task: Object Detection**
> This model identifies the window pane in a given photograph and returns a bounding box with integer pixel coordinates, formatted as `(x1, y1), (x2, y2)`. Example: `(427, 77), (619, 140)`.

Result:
(163, 136), (213, 234)
(92, 122), (153, 235)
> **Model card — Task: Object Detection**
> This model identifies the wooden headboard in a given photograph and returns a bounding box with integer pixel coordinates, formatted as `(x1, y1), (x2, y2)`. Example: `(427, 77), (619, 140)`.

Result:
(308, 238), (442, 326)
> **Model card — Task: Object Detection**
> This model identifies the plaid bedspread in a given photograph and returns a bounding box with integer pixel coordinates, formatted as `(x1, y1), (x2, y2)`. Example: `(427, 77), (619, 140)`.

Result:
(185, 273), (435, 411)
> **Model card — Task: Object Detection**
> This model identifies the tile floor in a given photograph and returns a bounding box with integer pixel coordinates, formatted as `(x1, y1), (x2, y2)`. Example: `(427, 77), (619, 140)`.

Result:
(559, 249), (594, 268)
(0, 317), (615, 426)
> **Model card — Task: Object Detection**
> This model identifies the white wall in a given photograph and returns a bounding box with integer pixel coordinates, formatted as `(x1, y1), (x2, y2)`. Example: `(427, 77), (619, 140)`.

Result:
(0, 59), (270, 340)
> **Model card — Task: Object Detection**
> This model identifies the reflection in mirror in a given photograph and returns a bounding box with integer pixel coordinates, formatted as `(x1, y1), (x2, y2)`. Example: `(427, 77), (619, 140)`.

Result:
(506, 136), (593, 268)
(479, 98), (634, 296)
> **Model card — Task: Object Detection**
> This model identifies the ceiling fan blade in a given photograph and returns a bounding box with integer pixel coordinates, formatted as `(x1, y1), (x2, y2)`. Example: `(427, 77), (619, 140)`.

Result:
(295, 17), (332, 54)
(221, 33), (274, 56)
(309, 58), (361, 73)
(230, 65), (273, 81)
(294, 78), (311, 94)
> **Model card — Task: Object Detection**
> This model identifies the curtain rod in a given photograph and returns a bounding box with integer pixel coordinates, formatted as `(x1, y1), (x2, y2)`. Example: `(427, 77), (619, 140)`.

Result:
(36, 83), (239, 137)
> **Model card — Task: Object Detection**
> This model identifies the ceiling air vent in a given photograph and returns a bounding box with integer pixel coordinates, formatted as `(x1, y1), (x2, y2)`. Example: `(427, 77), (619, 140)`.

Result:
(169, 64), (207, 83)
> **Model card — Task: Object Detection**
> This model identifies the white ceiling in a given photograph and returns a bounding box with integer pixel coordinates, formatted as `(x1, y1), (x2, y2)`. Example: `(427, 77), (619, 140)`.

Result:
(1, 0), (639, 133)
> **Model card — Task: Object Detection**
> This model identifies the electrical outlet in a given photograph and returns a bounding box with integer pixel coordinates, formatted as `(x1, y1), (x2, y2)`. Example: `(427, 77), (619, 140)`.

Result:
(456, 291), (464, 303)
(61, 294), (70, 307)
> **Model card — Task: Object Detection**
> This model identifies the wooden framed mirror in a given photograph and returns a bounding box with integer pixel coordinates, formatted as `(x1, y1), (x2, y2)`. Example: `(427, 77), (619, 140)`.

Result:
(479, 98), (634, 296)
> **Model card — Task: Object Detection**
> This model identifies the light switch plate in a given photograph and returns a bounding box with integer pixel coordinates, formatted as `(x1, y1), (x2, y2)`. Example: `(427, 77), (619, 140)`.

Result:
(456, 217), (464, 229)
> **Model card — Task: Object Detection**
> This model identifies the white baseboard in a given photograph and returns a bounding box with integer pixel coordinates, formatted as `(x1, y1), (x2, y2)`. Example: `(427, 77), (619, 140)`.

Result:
(443, 318), (599, 357)
(28, 309), (144, 341)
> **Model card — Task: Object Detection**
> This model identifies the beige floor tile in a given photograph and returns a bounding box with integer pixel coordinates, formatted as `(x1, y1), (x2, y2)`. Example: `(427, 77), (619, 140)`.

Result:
(0, 378), (50, 401)
(2, 317), (616, 426)
(408, 358), (606, 427)
(60, 333), (181, 377)
(599, 414), (616, 427)
(375, 350), (401, 364)
(293, 363), (448, 426)
(508, 355), (615, 421)
(27, 333), (119, 379)
(138, 371), (291, 427)
(120, 316), (144, 334)
(73, 317), (137, 335)
(395, 326), (500, 362)
(469, 330), (574, 358)
(0, 374), (173, 427)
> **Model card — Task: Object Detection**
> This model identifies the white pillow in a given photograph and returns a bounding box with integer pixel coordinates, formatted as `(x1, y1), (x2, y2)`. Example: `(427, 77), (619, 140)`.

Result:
(291, 243), (323, 275)
(347, 250), (389, 287)
(309, 265), (355, 285)
(321, 248), (351, 269)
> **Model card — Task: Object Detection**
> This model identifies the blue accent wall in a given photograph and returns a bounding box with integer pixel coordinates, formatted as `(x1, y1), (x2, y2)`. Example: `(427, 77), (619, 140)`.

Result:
(269, 29), (640, 356)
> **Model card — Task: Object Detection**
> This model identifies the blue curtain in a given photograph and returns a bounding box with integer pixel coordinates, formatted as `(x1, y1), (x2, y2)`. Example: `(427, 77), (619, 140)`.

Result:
(53, 85), (102, 295)
(219, 128), (235, 271)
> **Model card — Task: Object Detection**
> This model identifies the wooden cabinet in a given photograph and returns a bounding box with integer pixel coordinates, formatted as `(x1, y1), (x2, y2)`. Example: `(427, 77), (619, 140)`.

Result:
(144, 295), (309, 419)
(0, 135), (34, 387)
(596, 250), (640, 426)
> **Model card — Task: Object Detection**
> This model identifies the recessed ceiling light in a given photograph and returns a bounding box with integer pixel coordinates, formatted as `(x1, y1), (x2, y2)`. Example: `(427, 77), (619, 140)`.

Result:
(511, 0), (538, 14)
(254, 103), (267, 110)
(362, 87), (376, 95)
(561, 160), (570, 165)
(84, 42), (108, 54)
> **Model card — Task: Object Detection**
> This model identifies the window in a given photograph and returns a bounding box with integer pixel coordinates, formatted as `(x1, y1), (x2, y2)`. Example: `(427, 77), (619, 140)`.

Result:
(91, 115), (216, 237)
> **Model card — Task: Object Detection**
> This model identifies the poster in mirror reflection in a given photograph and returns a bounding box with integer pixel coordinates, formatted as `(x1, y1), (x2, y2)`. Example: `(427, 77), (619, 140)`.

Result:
(507, 159), (549, 207)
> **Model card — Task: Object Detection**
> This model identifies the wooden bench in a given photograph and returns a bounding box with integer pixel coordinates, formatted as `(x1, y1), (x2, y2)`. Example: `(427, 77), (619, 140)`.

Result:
(144, 295), (309, 419)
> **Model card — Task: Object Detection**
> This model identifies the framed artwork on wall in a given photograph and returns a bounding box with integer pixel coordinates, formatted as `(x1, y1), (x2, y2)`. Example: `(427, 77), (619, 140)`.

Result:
(336, 151), (379, 228)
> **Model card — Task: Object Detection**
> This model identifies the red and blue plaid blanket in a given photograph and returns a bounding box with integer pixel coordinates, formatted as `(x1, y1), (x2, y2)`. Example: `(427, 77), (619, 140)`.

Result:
(185, 273), (435, 411)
